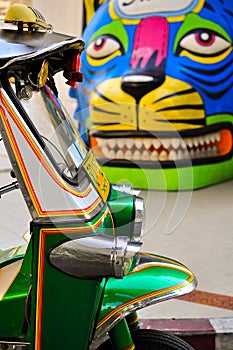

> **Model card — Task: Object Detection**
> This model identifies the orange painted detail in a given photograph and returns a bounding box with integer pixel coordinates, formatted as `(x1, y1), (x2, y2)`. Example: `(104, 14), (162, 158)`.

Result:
(97, 271), (194, 329)
(0, 91), (102, 217)
(34, 213), (109, 349)
(35, 232), (45, 350)
(90, 136), (98, 148)
(217, 129), (232, 155)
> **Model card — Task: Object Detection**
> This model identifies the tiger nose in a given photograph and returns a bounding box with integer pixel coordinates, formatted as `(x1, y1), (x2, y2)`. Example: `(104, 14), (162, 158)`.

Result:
(122, 73), (165, 101)
(121, 16), (168, 101)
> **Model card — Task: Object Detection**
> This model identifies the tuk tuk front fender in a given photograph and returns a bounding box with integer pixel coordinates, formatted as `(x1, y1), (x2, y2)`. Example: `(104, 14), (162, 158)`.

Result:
(94, 252), (197, 341)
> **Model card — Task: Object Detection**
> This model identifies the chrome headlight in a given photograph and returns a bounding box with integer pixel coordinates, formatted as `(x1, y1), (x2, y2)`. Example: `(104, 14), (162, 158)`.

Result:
(133, 196), (145, 241)
(49, 234), (142, 279)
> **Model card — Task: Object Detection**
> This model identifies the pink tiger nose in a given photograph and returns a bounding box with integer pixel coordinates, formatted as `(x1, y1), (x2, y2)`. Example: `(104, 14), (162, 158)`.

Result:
(122, 17), (169, 100)
(131, 16), (169, 69)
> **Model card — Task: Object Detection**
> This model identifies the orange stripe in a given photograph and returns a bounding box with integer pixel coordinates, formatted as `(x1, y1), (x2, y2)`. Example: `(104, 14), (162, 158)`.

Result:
(34, 210), (109, 349)
(35, 232), (45, 350)
(1, 92), (91, 197)
(97, 273), (194, 328)
(0, 92), (102, 216)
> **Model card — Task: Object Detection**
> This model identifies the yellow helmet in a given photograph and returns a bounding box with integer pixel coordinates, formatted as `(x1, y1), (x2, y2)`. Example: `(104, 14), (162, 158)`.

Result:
(4, 4), (52, 30)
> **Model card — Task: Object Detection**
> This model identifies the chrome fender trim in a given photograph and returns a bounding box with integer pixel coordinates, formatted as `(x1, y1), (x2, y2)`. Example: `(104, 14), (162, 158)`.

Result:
(92, 252), (197, 346)
(0, 340), (30, 349)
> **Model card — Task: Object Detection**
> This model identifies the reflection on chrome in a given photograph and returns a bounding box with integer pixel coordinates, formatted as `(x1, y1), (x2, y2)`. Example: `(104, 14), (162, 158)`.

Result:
(49, 234), (142, 279)
(133, 196), (145, 240)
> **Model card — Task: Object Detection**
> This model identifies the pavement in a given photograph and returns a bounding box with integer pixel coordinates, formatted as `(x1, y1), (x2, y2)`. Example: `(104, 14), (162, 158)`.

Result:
(0, 133), (233, 350)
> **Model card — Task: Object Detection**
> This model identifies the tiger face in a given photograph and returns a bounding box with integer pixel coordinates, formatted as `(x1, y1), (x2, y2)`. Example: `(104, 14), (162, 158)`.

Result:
(74, 0), (233, 190)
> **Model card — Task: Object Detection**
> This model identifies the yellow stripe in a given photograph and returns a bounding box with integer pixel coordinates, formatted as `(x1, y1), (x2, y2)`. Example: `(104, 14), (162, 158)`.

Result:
(97, 271), (194, 328)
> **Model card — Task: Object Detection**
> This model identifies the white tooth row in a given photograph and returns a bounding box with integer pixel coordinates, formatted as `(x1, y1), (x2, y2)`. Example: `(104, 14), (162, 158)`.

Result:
(100, 145), (218, 161)
(98, 131), (221, 151)
(104, 137), (177, 150)
(184, 132), (220, 149)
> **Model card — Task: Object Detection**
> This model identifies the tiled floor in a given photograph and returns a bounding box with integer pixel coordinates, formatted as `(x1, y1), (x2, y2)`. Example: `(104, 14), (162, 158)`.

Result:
(139, 180), (233, 319)
(0, 140), (233, 320)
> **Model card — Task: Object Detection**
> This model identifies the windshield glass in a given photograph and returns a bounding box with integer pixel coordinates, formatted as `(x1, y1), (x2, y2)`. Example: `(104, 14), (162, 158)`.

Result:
(20, 83), (88, 180)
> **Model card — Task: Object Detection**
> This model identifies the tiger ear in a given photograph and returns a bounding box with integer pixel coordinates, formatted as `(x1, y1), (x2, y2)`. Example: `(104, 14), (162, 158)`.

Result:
(83, 0), (108, 31)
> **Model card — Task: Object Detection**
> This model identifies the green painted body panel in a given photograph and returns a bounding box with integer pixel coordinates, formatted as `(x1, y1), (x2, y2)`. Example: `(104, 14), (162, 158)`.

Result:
(102, 158), (233, 190)
(97, 253), (196, 329)
(109, 318), (134, 349)
(108, 188), (135, 235)
(0, 241), (31, 338)
(30, 221), (105, 350)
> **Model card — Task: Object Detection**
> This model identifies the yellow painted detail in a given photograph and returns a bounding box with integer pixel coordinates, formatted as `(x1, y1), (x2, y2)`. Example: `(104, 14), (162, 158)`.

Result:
(109, 0), (205, 23)
(84, 0), (106, 26)
(90, 77), (137, 127)
(193, 0), (205, 13)
(90, 76), (204, 131)
(167, 15), (185, 23)
(180, 47), (232, 64)
(87, 50), (122, 66)
(83, 152), (110, 201)
(109, 0), (139, 24)
(4, 4), (52, 30)
(92, 124), (137, 131)
(38, 60), (48, 88)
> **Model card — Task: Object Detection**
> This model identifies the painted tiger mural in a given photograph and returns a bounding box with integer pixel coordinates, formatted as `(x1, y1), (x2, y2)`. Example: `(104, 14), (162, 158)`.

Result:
(71, 0), (233, 190)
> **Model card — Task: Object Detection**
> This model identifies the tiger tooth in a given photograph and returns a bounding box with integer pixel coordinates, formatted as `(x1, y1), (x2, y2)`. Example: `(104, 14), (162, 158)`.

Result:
(205, 135), (210, 145)
(151, 150), (158, 160)
(159, 150), (167, 161)
(141, 150), (150, 160)
(125, 150), (132, 159)
(133, 150), (141, 160)
(108, 150), (115, 159)
(171, 138), (180, 149)
(177, 150), (183, 159)
(95, 137), (101, 145)
(210, 147), (216, 155)
(183, 150), (190, 159)
(190, 149), (195, 158)
(193, 137), (199, 147)
(185, 138), (193, 148)
(210, 134), (216, 143)
(199, 136), (204, 146)
(206, 146), (213, 155)
(108, 139), (117, 149)
(117, 139), (125, 149)
(134, 139), (142, 149)
(168, 150), (177, 160)
(126, 139), (134, 149)
(162, 138), (171, 149)
(195, 148), (201, 157)
(116, 150), (124, 159)
(153, 138), (161, 149)
(144, 139), (152, 149)
(215, 132), (221, 142)
(213, 146), (218, 155)
(180, 139), (187, 149)
(102, 146), (109, 157)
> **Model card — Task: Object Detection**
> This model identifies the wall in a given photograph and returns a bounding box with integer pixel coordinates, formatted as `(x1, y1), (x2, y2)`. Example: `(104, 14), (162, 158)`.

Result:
(32, 0), (83, 36)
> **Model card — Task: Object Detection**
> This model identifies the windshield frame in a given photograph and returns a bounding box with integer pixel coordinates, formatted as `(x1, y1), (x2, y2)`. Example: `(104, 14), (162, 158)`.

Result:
(1, 73), (89, 187)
